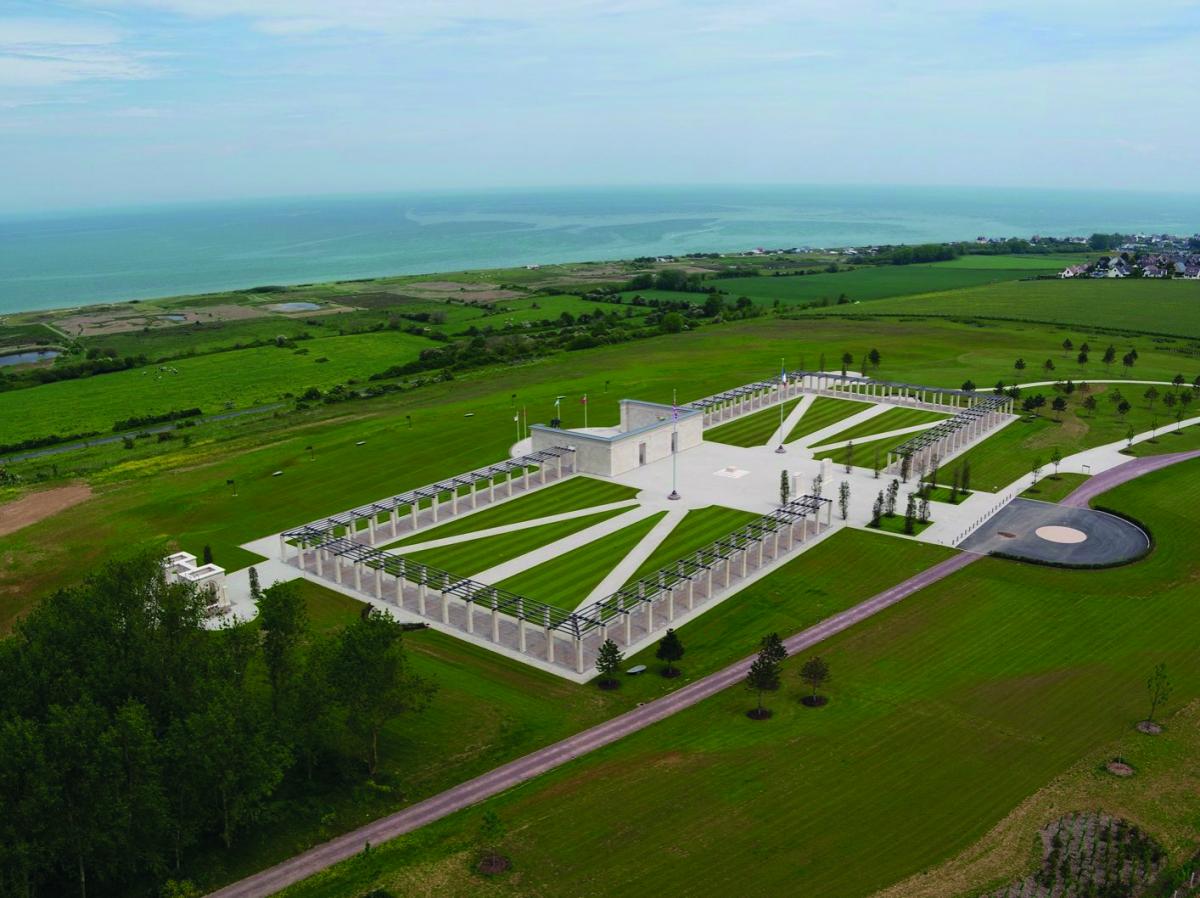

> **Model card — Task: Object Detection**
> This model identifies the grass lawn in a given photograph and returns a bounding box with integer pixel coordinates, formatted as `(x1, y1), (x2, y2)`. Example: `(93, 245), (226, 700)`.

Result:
(622, 505), (761, 585)
(1120, 422), (1200, 457)
(1020, 473), (1089, 503)
(382, 476), (638, 549)
(784, 395), (874, 443)
(923, 485), (971, 505)
(703, 397), (801, 447)
(807, 278), (1200, 338)
(398, 506), (629, 578)
(278, 458), (1200, 898)
(494, 512), (667, 610)
(869, 515), (933, 537)
(812, 430), (915, 468)
(809, 405), (948, 448)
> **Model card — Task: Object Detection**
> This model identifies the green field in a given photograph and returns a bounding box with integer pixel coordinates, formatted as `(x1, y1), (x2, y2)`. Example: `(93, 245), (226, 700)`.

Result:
(399, 506), (629, 578)
(0, 330), (437, 443)
(382, 476), (639, 549)
(1121, 421), (1200, 456)
(281, 459), (1200, 898)
(808, 405), (948, 448)
(783, 395), (874, 443)
(711, 259), (1063, 307)
(622, 505), (761, 585)
(812, 430), (915, 468)
(807, 278), (1200, 338)
(494, 512), (667, 610)
(1020, 472), (1089, 502)
(703, 397), (801, 446)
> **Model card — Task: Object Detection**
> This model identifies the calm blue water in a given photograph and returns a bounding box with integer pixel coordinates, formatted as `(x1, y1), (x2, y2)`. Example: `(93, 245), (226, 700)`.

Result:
(2, 185), (1197, 314)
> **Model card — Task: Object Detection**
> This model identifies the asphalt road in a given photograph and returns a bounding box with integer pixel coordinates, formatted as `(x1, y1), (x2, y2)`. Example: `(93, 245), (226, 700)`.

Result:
(206, 550), (980, 898)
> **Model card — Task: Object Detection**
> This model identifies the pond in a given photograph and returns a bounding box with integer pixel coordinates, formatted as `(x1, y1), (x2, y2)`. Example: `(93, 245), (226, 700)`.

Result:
(269, 301), (321, 312)
(0, 349), (61, 367)
(160, 313), (188, 322)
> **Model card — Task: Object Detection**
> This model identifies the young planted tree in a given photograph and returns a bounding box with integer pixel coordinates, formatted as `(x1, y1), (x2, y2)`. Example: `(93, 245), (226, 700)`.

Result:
(247, 566), (261, 599)
(596, 638), (623, 689)
(961, 379), (976, 392)
(885, 479), (900, 517)
(1014, 358), (1026, 376)
(918, 493), (931, 525)
(202, 544), (214, 565)
(1061, 337), (1073, 357)
(868, 348), (881, 369)
(949, 467), (960, 503)
(1117, 399), (1132, 419)
(838, 480), (850, 521)
(872, 447), (881, 479)
(655, 628), (685, 678)
(844, 440), (854, 474)
(1049, 447), (1063, 478)
(840, 351), (853, 375)
(1030, 457), (1043, 487)
(799, 656), (830, 707)
(1051, 396), (1067, 420)
(1145, 662), (1172, 727)
(759, 632), (788, 666)
(745, 654), (781, 720)
(1144, 385), (1159, 410)
(1077, 349), (1089, 366)
(779, 469), (790, 506)
(903, 493), (917, 535)
(1043, 358), (1055, 376)
(899, 452), (912, 483)
(871, 491), (884, 527)
(1126, 425), (1136, 449)
(811, 473), (823, 499)
(961, 459), (971, 494)
(476, 810), (510, 875)
(1082, 395), (1097, 417)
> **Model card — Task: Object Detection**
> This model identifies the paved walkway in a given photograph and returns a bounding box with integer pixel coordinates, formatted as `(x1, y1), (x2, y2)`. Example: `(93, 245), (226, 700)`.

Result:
(766, 393), (814, 447)
(580, 508), (685, 607)
(807, 419), (944, 454)
(787, 401), (889, 449)
(205, 551), (978, 898)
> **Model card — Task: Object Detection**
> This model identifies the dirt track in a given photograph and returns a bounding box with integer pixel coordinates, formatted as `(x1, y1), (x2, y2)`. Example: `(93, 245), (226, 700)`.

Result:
(0, 482), (93, 538)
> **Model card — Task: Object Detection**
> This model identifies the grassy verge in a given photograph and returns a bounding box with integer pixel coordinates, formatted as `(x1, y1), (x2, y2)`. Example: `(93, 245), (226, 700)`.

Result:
(381, 476), (638, 549)
(810, 405), (948, 447)
(1021, 473), (1089, 503)
(868, 515), (933, 537)
(494, 512), (668, 610)
(622, 505), (761, 585)
(1120, 423), (1200, 457)
(703, 397), (802, 447)
(784, 396), (874, 443)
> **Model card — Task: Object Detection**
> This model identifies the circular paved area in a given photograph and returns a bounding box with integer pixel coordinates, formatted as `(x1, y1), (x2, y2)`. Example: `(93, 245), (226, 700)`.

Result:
(960, 498), (1149, 566)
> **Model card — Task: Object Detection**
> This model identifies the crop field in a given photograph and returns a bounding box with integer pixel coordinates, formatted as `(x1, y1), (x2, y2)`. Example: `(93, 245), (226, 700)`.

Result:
(383, 476), (639, 549)
(495, 512), (668, 609)
(806, 278), (1200, 338)
(710, 259), (1063, 307)
(703, 397), (801, 446)
(0, 329), (437, 444)
(809, 405), (948, 447)
(784, 395), (873, 442)
(622, 505), (761, 585)
(933, 253), (1092, 270)
(282, 459), (1200, 898)
(399, 506), (629, 578)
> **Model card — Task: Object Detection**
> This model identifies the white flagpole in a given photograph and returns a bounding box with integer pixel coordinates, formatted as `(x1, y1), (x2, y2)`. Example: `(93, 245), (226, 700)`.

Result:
(669, 388), (680, 500)
(583, 393), (588, 429)
(776, 357), (787, 454)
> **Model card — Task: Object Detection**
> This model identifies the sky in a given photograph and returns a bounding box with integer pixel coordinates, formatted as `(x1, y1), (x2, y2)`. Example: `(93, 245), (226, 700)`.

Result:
(1, 0), (1199, 212)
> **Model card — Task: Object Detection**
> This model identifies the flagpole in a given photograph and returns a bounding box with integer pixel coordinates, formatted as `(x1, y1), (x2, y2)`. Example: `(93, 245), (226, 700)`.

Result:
(669, 388), (680, 500)
(776, 357), (787, 454)
(583, 393), (588, 429)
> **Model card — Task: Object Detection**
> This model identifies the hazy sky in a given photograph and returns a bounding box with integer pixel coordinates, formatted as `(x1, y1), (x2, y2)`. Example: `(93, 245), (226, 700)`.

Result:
(2, 0), (1199, 211)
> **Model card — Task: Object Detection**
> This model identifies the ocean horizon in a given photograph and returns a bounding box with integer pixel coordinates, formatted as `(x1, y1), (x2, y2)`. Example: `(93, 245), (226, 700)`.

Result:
(2, 184), (1198, 316)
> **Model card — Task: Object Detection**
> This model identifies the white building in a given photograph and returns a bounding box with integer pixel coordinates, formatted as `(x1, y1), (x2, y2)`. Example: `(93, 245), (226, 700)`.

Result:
(163, 551), (230, 616)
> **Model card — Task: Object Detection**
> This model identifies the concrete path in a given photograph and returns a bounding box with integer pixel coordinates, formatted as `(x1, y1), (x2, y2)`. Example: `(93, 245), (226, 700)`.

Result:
(385, 499), (639, 554)
(471, 505), (658, 585)
(1060, 449), (1200, 508)
(579, 508), (686, 607)
(807, 419), (944, 454)
(205, 550), (979, 898)
(788, 402), (889, 449)
(765, 393), (814, 447)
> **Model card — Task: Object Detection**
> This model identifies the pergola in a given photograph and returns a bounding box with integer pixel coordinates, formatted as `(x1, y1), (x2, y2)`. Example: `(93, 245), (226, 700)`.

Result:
(886, 394), (1014, 476)
(279, 445), (577, 553)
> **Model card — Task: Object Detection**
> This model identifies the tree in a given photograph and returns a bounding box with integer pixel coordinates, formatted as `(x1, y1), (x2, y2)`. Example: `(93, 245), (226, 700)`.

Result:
(595, 638), (623, 688)
(1062, 338), (1073, 356)
(202, 544), (213, 565)
(1117, 399), (1131, 419)
(1082, 395), (1097, 417)
(1126, 425), (1135, 449)
(899, 452), (912, 483)
(257, 580), (308, 713)
(919, 492), (931, 524)
(838, 481), (850, 521)
(868, 348), (881, 369)
(1122, 351), (1136, 376)
(811, 473), (823, 499)
(1102, 344), (1117, 372)
(759, 632), (788, 666)
(961, 459), (971, 494)
(745, 655), (780, 719)
(871, 491), (884, 527)
(247, 566), (261, 599)
(1077, 349), (1089, 366)
(903, 493), (917, 535)
(1014, 358), (1026, 375)
(476, 810), (509, 874)
(1030, 457), (1043, 487)
(1050, 447), (1063, 478)
(799, 656), (830, 706)
(1043, 358), (1055, 375)
(659, 311), (684, 333)
(961, 379), (976, 392)
(1051, 396), (1067, 420)
(1146, 663), (1172, 725)
(779, 469), (790, 506)
(844, 440), (854, 474)
(885, 479), (899, 517)
(328, 609), (435, 776)
(840, 351), (853, 375)
(872, 446), (881, 479)
(655, 629), (684, 677)
(1144, 385), (1159, 410)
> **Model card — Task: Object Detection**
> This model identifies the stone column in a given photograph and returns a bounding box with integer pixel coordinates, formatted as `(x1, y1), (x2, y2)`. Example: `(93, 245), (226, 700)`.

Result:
(465, 599), (474, 634)
(470, 481), (477, 509)
(278, 534), (288, 560)
(368, 517), (377, 546)
(575, 638), (584, 674)
(440, 588), (449, 624)
(431, 494), (439, 523)
(374, 567), (383, 598)
(518, 617), (527, 653)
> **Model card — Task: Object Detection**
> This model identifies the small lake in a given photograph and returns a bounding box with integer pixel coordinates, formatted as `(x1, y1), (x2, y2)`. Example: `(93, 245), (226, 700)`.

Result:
(160, 313), (188, 322)
(269, 301), (321, 312)
(0, 349), (61, 367)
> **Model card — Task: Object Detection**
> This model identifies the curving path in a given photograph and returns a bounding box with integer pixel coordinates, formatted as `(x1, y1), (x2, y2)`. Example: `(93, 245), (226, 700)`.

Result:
(1060, 449), (1200, 508)
(207, 551), (978, 898)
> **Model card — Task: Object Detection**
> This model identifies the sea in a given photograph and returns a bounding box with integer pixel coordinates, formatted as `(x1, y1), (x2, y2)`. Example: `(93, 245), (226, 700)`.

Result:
(2, 184), (1198, 315)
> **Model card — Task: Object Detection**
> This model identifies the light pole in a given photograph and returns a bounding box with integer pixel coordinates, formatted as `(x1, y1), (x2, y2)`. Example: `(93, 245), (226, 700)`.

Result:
(669, 389), (681, 500)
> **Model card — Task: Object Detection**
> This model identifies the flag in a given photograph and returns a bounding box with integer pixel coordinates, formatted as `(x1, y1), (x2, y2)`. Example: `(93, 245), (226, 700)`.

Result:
(513, 415), (519, 422)
(780, 360), (787, 385)
(580, 394), (587, 404)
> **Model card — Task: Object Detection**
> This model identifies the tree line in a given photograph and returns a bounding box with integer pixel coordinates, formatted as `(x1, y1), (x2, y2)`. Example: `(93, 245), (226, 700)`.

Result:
(0, 556), (434, 898)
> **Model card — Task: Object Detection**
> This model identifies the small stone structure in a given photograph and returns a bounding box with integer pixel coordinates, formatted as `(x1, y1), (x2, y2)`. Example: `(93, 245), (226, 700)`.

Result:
(530, 399), (702, 477)
(163, 551), (230, 616)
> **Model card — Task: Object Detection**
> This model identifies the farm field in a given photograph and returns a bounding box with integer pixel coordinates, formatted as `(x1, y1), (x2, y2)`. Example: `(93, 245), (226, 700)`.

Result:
(806, 278), (1200, 338)
(399, 506), (629, 578)
(784, 395), (873, 442)
(702, 397), (801, 446)
(710, 259), (1062, 307)
(809, 405), (948, 447)
(382, 476), (639, 549)
(0, 330), (437, 444)
(280, 458), (1200, 898)
(495, 512), (668, 609)
(622, 504), (761, 585)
